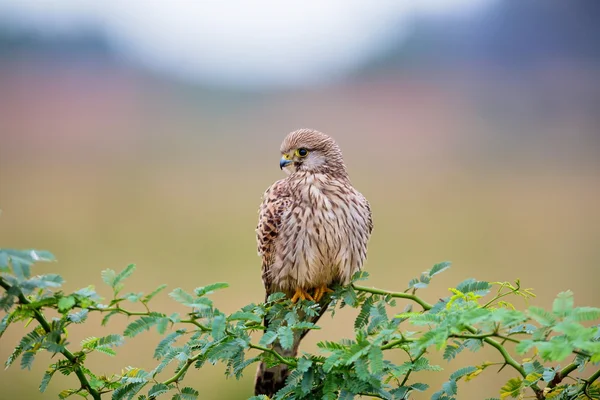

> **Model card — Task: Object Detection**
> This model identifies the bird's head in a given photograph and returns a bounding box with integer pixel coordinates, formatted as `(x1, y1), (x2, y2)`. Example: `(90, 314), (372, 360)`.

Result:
(279, 129), (347, 176)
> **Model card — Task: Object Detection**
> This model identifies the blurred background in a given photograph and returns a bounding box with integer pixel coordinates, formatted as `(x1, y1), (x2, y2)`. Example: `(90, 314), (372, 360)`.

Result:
(0, 0), (599, 398)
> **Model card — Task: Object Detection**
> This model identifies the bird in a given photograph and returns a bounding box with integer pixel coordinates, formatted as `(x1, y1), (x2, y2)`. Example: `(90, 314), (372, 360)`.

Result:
(254, 128), (373, 396)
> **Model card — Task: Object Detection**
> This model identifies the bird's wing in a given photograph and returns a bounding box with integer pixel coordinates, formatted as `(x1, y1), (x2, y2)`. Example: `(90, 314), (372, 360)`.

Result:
(256, 179), (292, 294)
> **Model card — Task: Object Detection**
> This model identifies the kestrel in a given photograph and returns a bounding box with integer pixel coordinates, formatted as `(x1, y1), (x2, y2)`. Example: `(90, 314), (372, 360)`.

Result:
(254, 129), (373, 396)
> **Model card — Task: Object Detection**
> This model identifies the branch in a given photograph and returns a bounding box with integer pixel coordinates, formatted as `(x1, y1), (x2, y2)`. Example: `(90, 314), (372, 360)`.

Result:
(549, 362), (579, 389)
(380, 337), (415, 350)
(88, 306), (210, 331)
(162, 353), (202, 386)
(451, 332), (520, 344)
(248, 343), (297, 367)
(352, 284), (433, 310)
(0, 278), (102, 400)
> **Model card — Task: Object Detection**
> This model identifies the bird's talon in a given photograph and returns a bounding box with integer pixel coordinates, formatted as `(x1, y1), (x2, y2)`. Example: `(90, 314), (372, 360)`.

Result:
(313, 285), (334, 302)
(291, 288), (314, 303)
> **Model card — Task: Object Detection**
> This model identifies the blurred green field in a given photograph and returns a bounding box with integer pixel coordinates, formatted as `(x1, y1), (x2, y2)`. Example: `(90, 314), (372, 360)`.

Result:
(1, 67), (599, 399)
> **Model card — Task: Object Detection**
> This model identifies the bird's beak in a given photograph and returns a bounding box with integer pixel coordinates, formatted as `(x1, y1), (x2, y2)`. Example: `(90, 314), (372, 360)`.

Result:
(280, 154), (292, 169)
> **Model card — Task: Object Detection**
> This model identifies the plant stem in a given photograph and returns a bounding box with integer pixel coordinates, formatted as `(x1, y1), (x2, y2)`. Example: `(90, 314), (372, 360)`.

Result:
(358, 393), (386, 399)
(248, 343), (297, 367)
(400, 349), (426, 387)
(381, 337), (416, 350)
(88, 306), (210, 331)
(460, 324), (544, 399)
(588, 368), (600, 385)
(0, 278), (102, 400)
(353, 285), (433, 310)
(452, 332), (520, 344)
(548, 362), (579, 389)
(180, 319), (210, 331)
(162, 353), (202, 385)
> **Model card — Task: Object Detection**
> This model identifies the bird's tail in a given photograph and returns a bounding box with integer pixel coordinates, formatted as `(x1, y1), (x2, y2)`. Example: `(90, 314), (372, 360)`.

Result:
(254, 299), (330, 397)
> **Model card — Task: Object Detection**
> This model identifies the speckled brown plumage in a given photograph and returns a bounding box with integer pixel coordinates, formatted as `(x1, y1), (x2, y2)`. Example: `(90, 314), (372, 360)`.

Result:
(254, 129), (373, 396)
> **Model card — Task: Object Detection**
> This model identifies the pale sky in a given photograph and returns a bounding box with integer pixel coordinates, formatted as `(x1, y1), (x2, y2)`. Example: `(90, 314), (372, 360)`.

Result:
(0, 0), (491, 87)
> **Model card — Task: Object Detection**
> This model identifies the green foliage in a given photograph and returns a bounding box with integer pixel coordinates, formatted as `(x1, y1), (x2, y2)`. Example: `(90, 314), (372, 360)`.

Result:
(1, 249), (600, 400)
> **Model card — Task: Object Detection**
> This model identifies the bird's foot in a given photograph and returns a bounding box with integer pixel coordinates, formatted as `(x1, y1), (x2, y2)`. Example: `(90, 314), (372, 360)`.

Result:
(291, 288), (314, 303)
(312, 285), (334, 302)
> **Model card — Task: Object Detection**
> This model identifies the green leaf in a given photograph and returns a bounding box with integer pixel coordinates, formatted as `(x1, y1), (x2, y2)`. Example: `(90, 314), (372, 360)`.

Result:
(408, 278), (420, 290)
(101, 310), (120, 326)
(154, 330), (185, 359)
(355, 297), (373, 330)
(277, 326), (294, 350)
(500, 377), (522, 399)
(68, 309), (89, 323)
(102, 264), (135, 296)
(101, 269), (117, 288)
(20, 350), (36, 370)
(23, 274), (64, 290)
(98, 334), (125, 347)
(450, 366), (477, 381)
(169, 288), (212, 309)
(552, 290), (574, 316)
(233, 356), (260, 379)
(81, 334), (123, 356)
(368, 346), (384, 374)
(6, 327), (44, 367)
(456, 279), (491, 295)
(115, 264), (136, 288)
(1, 249), (55, 280)
(156, 317), (169, 335)
(368, 302), (388, 333)
(523, 360), (544, 375)
(343, 287), (359, 307)
(121, 367), (150, 384)
(524, 372), (542, 387)
(443, 342), (465, 361)
(148, 383), (170, 397)
(301, 367), (314, 394)
(430, 261), (451, 277)
(516, 340), (536, 354)
(179, 387), (199, 400)
(195, 282), (229, 297)
(267, 293), (286, 302)
(542, 368), (556, 382)
(94, 347), (116, 357)
(39, 370), (54, 392)
(74, 286), (101, 301)
(259, 331), (278, 347)
(58, 389), (78, 399)
(355, 357), (370, 381)
(528, 306), (557, 326)
(296, 357), (312, 372)
(212, 315), (226, 340)
(410, 383), (429, 391)
(442, 380), (457, 395)
(142, 284), (167, 303)
(112, 382), (147, 400)
(124, 314), (163, 337)
(0, 294), (15, 312)
(58, 296), (76, 312)
(537, 337), (573, 361)
(571, 307), (600, 322)
(125, 292), (143, 303)
(351, 270), (370, 282)
(322, 353), (342, 373)
(229, 311), (262, 323)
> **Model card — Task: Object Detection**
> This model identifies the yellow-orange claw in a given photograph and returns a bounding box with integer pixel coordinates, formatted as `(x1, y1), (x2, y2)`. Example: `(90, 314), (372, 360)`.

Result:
(291, 287), (314, 303)
(313, 285), (334, 302)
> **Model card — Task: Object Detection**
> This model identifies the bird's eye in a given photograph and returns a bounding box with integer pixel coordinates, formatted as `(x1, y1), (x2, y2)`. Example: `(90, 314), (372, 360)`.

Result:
(296, 148), (309, 157)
